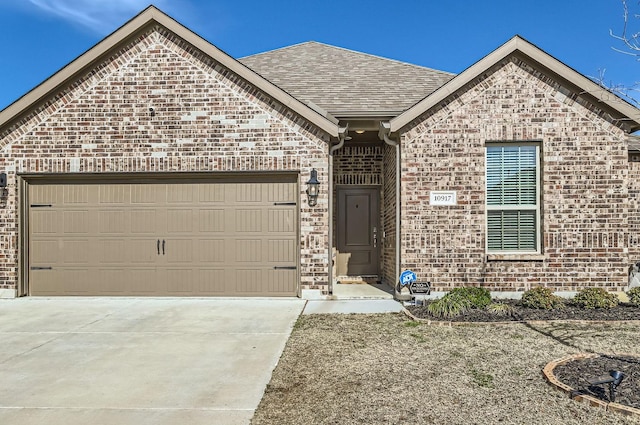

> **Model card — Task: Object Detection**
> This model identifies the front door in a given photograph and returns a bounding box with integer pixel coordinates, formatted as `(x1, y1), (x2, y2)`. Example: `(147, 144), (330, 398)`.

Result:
(337, 187), (379, 276)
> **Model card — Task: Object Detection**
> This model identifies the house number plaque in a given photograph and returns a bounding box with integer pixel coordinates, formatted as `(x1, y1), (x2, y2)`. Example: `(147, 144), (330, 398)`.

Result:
(430, 191), (457, 206)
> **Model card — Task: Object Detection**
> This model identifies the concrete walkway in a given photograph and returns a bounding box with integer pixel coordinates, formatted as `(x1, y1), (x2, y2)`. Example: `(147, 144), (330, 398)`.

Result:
(303, 299), (404, 314)
(0, 298), (305, 425)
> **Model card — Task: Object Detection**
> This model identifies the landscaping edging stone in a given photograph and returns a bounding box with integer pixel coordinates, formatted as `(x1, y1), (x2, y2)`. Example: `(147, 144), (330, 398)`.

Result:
(543, 353), (640, 418)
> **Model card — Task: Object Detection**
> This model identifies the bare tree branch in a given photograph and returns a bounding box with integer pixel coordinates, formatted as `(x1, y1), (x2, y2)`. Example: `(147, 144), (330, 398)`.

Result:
(611, 0), (640, 55)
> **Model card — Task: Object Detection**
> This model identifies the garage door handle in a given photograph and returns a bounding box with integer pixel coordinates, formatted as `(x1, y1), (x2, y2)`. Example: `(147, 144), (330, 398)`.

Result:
(162, 239), (165, 255)
(157, 239), (160, 255)
(274, 266), (296, 270)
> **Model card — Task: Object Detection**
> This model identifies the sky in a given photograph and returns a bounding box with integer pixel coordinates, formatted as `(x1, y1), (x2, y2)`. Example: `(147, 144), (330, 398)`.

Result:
(0, 0), (639, 111)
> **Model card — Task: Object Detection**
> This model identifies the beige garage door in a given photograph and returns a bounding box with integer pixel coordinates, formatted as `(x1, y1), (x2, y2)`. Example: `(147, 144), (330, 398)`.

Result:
(27, 177), (298, 296)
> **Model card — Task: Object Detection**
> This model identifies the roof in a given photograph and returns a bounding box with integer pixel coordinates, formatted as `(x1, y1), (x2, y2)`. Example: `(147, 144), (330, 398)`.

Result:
(390, 35), (640, 134)
(0, 6), (340, 138)
(239, 42), (454, 118)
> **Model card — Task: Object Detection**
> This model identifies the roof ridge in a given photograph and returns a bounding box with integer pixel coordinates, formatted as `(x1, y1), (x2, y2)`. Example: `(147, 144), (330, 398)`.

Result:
(238, 41), (319, 59)
(241, 40), (455, 76)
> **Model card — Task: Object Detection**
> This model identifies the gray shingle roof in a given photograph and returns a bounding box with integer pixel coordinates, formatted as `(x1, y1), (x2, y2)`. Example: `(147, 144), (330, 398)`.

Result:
(239, 41), (454, 117)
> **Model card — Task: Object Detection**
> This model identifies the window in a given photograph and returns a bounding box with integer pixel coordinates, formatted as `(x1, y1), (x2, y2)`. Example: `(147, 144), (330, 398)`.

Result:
(486, 143), (540, 253)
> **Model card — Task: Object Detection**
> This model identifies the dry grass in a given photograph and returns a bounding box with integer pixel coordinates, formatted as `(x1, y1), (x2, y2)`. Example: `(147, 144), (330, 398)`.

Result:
(252, 313), (640, 425)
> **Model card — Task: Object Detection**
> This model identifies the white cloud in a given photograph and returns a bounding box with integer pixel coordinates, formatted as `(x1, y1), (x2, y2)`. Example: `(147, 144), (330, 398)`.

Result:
(27, 0), (166, 33)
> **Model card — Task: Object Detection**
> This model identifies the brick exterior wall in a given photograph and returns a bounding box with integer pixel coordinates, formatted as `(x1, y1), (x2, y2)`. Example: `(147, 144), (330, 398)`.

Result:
(0, 26), (331, 294)
(381, 142), (397, 285)
(333, 145), (383, 186)
(630, 154), (640, 265)
(400, 56), (631, 292)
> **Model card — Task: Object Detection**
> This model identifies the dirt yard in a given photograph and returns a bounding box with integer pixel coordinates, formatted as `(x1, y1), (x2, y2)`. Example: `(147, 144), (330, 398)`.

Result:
(251, 313), (640, 424)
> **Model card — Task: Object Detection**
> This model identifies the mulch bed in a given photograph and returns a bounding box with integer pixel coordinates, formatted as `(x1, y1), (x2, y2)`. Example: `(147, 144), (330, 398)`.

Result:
(407, 301), (640, 322)
(553, 355), (640, 409)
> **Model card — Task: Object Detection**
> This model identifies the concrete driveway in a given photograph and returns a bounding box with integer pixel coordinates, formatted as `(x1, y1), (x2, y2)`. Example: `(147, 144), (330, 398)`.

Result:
(0, 298), (305, 425)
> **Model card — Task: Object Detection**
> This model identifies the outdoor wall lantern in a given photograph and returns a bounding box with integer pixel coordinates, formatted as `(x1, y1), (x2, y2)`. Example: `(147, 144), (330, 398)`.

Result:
(0, 172), (6, 188)
(306, 169), (320, 207)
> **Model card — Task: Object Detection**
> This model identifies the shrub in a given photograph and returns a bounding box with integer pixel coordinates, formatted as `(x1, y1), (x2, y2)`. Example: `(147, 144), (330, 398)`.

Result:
(521, 287), (564, 309)
(628, 287), (640, 307)
(487, 302), (515, 317)
(573, 288), (619, 309)
(427, 293), (471, 319)
(426, 286), (492, 318)
(448, 287), (492, 309)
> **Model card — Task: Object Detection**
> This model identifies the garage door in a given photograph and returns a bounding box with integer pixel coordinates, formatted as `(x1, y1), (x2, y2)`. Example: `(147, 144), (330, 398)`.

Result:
(27, 177), (299, 296)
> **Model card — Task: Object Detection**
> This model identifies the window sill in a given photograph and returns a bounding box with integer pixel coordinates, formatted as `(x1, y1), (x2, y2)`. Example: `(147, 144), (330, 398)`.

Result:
(486, 253), (545, 262)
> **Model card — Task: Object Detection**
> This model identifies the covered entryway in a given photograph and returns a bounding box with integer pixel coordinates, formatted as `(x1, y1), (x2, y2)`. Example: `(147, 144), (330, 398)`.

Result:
(25, 175), (299, 296)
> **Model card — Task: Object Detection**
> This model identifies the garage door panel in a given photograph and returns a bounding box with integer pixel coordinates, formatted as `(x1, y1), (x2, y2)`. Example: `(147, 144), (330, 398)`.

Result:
(267, 182), (297, 203)
(63, 269), (93, 295)
(29, 270), (57, 295)
(167, 183), (196, 204)
(268, 209), (295, 233)
(166, 268), (193, 294)
(63, 185), (90, 204)
(99, 185), (127, 205)
(236, 239), (262, 263)
(130, 210), (157, 234)
(164, 239), (193, 263)
(196, 269), (226, 293)
(233, 269), (262, 293)
(28, 178), (298, 296)
(30, 240), (60, 264)
(98, 239), (128, 264)
(64, 210), (89, 233)
(30, 210), (58, 234)
(128, 239), (160, 263)
(235, 184), (262, 203)
(198, 184), (225, 203)
(267, 239), (296, 263)
(198, 209), (225, 232)
(167, 209), (194, 233)
(62, 239), (91, 264)
(197, 239), (226, 263)
(98, 269), (126, 294)
(236, 209), (262, 233)
(98, 210), (129, 234)
(131, 184), (164, 204)
(268, 269), (297, 293)
(128, 269), (161, 294)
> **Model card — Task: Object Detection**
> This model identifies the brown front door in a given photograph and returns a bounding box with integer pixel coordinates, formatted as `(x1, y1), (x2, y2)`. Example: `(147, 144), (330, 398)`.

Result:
(337, 187), (379, 276)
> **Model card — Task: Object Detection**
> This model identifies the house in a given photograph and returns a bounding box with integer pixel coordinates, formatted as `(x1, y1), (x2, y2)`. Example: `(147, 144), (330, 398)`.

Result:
(1, 6), (639, 299)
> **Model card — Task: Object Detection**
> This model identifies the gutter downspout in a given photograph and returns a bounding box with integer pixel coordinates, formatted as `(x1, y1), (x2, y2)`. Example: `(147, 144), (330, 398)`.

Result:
(327, 124), (348, 295)
(380, 122), (401, 296)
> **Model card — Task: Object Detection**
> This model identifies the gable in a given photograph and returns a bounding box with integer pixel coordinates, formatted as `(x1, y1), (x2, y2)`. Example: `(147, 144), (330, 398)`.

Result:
(0, 6), (339, 144)
(391, 36), (640, 134)
(0, 25), (332, 162)
(402, 56), (628, 146)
